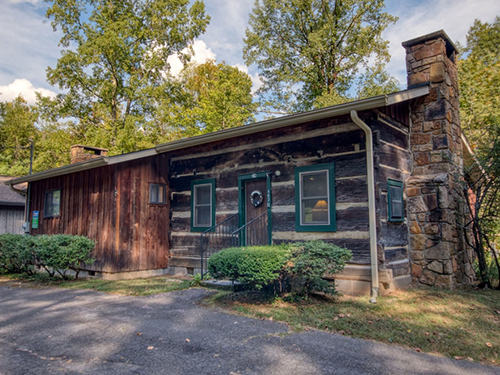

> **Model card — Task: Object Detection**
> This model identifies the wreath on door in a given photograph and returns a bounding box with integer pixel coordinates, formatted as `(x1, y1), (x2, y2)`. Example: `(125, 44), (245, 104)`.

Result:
(250, 190), (264, 207)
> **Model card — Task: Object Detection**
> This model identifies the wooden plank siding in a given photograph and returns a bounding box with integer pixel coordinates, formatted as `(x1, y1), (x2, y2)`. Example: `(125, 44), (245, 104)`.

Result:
(371, 108), (412, 278)
(0, 206), (25, 234)
(28, 155), (170, 273)
(168, 114), (373, 266)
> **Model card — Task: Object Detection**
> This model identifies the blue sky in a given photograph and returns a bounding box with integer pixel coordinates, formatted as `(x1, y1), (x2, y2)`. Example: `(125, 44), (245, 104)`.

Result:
(1, 0), (500, 104)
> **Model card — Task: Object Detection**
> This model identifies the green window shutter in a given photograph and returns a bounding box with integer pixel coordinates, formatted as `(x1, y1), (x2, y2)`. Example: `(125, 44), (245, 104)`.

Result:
(191, 178), (216, 232)
(388, 179), (404, 222)
(294, 163), (336, 232)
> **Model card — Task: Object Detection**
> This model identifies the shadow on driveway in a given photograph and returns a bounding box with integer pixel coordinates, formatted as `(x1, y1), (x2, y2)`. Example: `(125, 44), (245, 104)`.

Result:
(0, 285), (498, 375)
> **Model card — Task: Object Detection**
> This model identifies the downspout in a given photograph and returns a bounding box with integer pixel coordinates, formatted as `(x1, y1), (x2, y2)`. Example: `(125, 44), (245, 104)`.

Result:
(350, 110), (379, 303)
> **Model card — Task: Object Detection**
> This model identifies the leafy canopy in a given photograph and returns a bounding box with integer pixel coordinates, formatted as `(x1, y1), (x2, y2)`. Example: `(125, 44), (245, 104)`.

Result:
(243, 0), (399, 113)
(45, 0), (210, 154)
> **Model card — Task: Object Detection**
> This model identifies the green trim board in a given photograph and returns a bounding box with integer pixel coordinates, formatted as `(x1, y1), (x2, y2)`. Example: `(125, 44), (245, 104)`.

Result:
(237, 172), (272, 245)
(190, 178), (216, 232)
(387, 179), (404, 222)
(295, 163), (336, 232)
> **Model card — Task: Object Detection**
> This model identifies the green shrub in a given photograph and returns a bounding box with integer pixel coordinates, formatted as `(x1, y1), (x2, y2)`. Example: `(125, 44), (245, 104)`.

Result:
(0, 234), (95, 279)
(0, 234), (35, 274)
(34, 235), (96, 279)
(287, 240), (352, 297)
(208, 246), (290, 289)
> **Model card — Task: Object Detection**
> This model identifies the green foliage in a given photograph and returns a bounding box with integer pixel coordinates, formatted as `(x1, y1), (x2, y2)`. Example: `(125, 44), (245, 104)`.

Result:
(34, 235), (95, 279)
(208, 246), (290, 289)
(0, 234), (35, 274)
(0, 96), (38, 176)
(207, 241), (351, 296)
(243, 0), (399, 113)
(0, 234), (95, 279)
(286, 240), (352, 297)
(44, 0), (210, 155)
(458, 17), (500, 288)
(178, 60), (257, 136)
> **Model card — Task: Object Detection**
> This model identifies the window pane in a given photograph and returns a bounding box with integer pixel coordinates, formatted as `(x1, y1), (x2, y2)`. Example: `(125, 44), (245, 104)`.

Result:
(53, 190), (61, 216)
(195, 185), (211, 205)
(150, 186), (158, 203)
(302, 198), (329, 224)
(158, 186), (165, 203)
(390, 185), (403, 218)
(195, 206), (211, 226)
(302, 172), (327, 198)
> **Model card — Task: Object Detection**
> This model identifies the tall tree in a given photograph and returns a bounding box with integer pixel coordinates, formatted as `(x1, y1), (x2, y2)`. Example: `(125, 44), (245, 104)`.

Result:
(459, 17), (500, 288)
(0, 96), (38, 176)
(45, 0), (210, 155)
(177, 60), (257, 136)
(243, 0), (398, 113)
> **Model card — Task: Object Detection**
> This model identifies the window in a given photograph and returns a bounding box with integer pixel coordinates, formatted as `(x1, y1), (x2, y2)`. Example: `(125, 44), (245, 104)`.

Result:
(388, 179), (404, 222)
(44, 189), (61, 218)
(150, 183), (167, 204)
(191, 179), (216, 231)
(295, 163), (336, 232)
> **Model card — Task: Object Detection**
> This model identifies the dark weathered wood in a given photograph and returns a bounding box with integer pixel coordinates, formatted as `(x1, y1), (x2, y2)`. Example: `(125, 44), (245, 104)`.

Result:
(385, 247), (409, 263)
(378, 222), (409, 247)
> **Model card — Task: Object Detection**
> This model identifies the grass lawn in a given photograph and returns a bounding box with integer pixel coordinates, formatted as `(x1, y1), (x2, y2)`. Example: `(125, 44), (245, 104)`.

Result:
(208, 287), (500, 366)
(0, 273), (191, 296)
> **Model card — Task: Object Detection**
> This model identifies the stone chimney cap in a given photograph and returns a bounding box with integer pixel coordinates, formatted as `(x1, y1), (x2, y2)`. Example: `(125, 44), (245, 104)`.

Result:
(402, 30), (458, 58)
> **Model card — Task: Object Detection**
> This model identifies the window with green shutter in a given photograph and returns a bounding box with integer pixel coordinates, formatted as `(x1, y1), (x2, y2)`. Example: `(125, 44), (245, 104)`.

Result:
(295, 163), (336, 232)
(387, 179), (404, 222)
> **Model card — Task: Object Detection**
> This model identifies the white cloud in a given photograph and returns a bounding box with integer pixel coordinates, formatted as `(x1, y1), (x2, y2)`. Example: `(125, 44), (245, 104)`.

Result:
(167, 40), (217, 76)
(234, 64), (263, 94)
(0, 1), (60, 97)
(0, 79), (57, 104)
(384, 0), (500, 85)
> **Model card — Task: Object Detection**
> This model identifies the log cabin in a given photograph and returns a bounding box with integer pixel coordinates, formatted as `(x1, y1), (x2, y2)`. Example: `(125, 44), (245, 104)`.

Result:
(6, 30), (476, 296)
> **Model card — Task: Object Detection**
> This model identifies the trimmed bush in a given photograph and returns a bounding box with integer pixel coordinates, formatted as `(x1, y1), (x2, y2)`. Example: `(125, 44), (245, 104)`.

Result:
(287, 240), (352, 297)
(0, 234), (35, 274)
(208, 245), (290, 289)
(0, 234), (95, 279)
(207, 241), (352, 296)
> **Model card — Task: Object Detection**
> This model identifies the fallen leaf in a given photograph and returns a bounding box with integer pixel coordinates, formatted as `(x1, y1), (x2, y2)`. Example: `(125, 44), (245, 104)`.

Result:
(486, 342), (493, 348)
(470, 307), (475, 310)
(269, 317), (273, 321)
(368, 321), (373, 324)
(454, 356), (465, 360)
(467, 357), (474, 362)
(424, 332), (429, 336)
(338, 314), (345, 318)
(185, 339), (190, 343)
(407, 329), (412, 333)
(495, 310), (500, 315)
(346, 314), (351, 318)
(333, 317), (339, 321)
(415, 348), (422, 352)
(147, 346), (154, 350)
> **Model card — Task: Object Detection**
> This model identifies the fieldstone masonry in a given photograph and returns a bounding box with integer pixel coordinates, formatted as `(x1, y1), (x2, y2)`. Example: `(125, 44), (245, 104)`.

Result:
(403, 31), (475, 288)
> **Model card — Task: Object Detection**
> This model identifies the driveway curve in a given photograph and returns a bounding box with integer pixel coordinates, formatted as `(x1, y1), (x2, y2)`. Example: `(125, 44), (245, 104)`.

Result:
(0, 285), (498, 375)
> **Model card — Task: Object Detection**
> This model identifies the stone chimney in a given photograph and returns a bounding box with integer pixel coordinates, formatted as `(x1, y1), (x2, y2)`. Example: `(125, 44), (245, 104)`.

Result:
(70, 145), (108, 164)
(403, 30), (475, 288)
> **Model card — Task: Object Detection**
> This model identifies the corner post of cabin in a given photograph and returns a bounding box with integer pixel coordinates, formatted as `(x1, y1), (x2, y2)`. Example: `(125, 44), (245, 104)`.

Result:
(403, 31), (475, 288)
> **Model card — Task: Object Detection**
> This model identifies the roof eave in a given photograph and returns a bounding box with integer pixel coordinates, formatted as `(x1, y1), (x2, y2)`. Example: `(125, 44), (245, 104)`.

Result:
(6, 85), (429, 185)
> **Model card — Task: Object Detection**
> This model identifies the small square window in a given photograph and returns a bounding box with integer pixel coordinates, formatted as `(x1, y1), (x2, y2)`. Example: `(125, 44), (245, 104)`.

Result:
(44, 189), (61, 218)
(150, 183), (167, 204)
(388, 179), (404, 222)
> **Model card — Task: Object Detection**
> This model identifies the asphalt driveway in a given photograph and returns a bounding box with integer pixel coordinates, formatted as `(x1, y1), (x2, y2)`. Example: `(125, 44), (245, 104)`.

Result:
(0, 284), (498, 375)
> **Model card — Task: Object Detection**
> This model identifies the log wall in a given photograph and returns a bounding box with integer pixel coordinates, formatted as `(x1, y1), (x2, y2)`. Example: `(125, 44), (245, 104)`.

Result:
(28, 154), (170, 273)
(169, 114), (372, 266)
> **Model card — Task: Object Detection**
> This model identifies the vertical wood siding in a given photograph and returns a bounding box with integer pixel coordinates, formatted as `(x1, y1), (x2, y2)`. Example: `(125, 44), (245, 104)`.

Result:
(0, 206), (24, 234)
(28, 155), (170, 273)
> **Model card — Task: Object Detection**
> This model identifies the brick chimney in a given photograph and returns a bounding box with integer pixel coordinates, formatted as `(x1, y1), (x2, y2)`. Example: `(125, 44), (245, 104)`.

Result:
(403, 30), (474, 288)
(70, 145), (108, 164)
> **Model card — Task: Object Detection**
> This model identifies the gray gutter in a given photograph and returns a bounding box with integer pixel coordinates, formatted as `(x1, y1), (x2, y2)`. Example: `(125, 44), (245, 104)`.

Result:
(5, 85), (429, 187)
